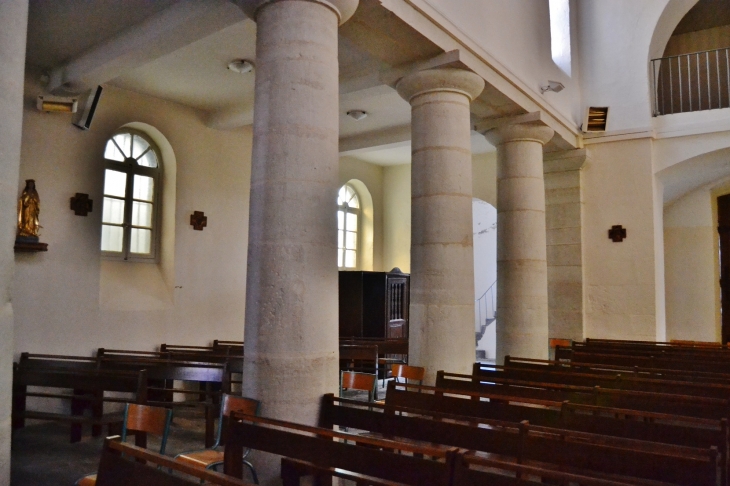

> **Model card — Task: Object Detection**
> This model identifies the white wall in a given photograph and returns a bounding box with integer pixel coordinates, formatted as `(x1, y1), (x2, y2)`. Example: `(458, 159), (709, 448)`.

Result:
(578, 0), (697, 132)
(664, 187), (718, 341)
(14, 80), (252, 356)
(0, 1), (28, 483)
(382, 164), (412, 272)
(422, 0), (582, 126)
(582, 138), (660, 340)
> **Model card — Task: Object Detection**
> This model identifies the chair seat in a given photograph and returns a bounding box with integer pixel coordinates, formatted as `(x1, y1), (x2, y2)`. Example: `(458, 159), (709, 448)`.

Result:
(77, 474), (97, 486)
(176, 449), (224, 469)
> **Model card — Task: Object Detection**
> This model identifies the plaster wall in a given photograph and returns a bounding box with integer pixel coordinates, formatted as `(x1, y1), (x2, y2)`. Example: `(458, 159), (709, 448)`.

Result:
(382, 164), (411, 273)
(664, 187), (718, 341)
(664, 24), (730, 56)
(339, 156), (384, 271)
(582, 139), (659, 340)
(13, 81), (252, 357)
(578, 0), (696, 132)
(0, 1), (28, 483)
(472, 151), (497, 207)
(422, 0), (581, 126)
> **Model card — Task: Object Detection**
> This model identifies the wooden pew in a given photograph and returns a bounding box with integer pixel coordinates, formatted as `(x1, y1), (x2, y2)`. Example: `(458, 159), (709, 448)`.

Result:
(224, 412), (457, 486)
(12, 364), (147, 442)
(385, 380), (728, 484)
(96, 353), (231, 446)
(340, 337), (409, 379)
(559, 348), (730, 374)
(96, 436), (255, 486)
(225, 412), (660, 486)
(436, 370), (730, 420)
(318, 393), (718, 486)
(478, 360), (730, 399)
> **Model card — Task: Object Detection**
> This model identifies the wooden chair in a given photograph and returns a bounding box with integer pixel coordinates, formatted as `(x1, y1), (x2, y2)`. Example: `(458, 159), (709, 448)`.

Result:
(339, 371), (376, 402)
(75, 403), (173, 486)
(391, 364), (425, 385)
(175, 394), (261, 484)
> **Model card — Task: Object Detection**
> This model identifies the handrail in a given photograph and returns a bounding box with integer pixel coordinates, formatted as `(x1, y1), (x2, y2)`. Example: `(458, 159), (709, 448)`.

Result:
(651, 45), (730, 116)
(475, 280), (496, 339)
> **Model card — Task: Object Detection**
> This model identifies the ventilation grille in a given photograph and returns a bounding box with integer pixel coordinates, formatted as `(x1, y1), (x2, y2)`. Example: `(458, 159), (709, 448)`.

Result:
(584, 106), (609, 132)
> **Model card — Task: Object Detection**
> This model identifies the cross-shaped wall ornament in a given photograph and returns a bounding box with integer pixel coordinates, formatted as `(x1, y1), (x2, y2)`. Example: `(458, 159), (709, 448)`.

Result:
(190, 211), (207, 231)
(608, 225), (627, 242)
(69, 193), (93, 216)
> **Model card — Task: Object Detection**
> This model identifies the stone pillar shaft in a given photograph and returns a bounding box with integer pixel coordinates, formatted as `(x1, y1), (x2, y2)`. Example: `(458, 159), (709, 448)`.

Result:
(0, 1), (28, 484)
(397, 69), (484, 383)
(485, 124), (554, 364)
(242, 0), (356, 425)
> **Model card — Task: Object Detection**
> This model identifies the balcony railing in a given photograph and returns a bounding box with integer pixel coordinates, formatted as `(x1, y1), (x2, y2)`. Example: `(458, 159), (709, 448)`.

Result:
(651, 46), (730, 116)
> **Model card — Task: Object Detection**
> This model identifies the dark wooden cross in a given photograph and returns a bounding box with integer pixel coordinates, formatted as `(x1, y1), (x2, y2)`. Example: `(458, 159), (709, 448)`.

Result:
(190, 211), (208, 231)
(69, 193), (93, 216)
(608, 225), (627, 242)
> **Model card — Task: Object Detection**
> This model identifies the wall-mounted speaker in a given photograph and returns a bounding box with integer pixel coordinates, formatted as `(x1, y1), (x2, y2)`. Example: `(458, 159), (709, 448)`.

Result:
(73, 86), (103, 130)
(583, 106), (609, 132)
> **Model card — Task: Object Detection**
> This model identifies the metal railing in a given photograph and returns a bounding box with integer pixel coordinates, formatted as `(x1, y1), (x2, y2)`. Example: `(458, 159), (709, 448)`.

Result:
(475, 280), (496, 343)
(652, 46), (730, 116)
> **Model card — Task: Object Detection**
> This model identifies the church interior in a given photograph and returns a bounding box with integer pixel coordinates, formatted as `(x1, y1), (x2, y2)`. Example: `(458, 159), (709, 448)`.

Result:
(4, 0), (730, 484)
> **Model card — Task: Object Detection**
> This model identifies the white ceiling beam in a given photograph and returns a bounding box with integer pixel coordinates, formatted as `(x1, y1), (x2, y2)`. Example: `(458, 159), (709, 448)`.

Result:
(47, 0), (246, 94)
(339, 124), (411, 154)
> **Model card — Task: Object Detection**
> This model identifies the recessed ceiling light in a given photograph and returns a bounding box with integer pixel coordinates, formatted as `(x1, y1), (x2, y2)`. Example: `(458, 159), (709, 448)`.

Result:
(347, 110), (367, 121)
(227, 59), (254, 74)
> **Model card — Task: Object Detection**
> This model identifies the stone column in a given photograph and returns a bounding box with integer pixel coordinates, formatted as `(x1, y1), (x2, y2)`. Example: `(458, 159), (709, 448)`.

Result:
(396, 68), (484, 384)
(237, 0), (357, 423)
(482, 122), (554, 364)
(0, 1), (28, 483)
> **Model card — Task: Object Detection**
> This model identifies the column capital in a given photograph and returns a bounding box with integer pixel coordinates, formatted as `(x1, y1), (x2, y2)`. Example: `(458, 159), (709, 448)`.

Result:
(396, 68), (485, 104)
(235, 0), (358, 25)
(482, 122), (554, 147)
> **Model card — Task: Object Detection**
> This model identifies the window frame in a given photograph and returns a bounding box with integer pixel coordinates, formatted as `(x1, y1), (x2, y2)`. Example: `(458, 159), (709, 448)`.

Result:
(101, 129), (162, 263)
(337, 184), (360, 269)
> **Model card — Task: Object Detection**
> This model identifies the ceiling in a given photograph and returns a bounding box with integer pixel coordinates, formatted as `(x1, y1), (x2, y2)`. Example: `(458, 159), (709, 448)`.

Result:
(673, 0), (730, 35)
(24, 0), (511, 166)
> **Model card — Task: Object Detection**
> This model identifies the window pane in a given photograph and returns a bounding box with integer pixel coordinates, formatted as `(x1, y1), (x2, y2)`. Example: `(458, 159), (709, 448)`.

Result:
(346, 212), (357, 232)
(131, 135), (150, 159)
(104, 170), (126, 197)
(137, 149), (158, 168)
(337, 248), (343, 267)
(348, 190), (359, 209)
(337, 230), (344, 249)
(132, 201), (153, 228)
(133, 175), (154, 201)
(337, 186), (347, 205)
(337, 210), (344, 230)
(345, 231), (357, 250)
(104, 139), (124, 161)
(101, 224), (123, 252)
(113, 133), (132, 158)
(345, 250), (356, 268)
(130, 228), (151, 254)
(102, 197), (125, 224)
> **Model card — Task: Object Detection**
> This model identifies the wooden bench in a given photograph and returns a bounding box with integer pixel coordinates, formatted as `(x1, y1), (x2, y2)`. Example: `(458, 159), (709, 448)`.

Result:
(436, 370), (730, 420)
(225, 411), (657, 486)
(385, 380), (728, 483)
(479, 360), (730, 399)
(96, 436), (255, 486)
(12, 364), (147, 442)
(319, 393), (718, 486)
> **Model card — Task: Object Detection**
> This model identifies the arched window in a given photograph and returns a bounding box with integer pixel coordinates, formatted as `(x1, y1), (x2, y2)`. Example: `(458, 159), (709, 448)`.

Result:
(337, 184), (360, 268)
(101, 129), (161, 261)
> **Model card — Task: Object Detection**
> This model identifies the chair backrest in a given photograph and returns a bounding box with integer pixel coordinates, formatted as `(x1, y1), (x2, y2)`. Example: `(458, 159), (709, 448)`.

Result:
(121, 403), (173, 454)
(215, 394), (261, 447)
(391, 364), (425, 384)
(340, 371), (376, 402)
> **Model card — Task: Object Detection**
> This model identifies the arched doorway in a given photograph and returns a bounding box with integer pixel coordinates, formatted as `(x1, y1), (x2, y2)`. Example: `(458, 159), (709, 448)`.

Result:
(473, 198), (497, 360)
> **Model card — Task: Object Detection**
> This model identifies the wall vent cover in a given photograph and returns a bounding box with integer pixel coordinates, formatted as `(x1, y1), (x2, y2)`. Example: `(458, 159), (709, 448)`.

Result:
(584, 106), (609, 132)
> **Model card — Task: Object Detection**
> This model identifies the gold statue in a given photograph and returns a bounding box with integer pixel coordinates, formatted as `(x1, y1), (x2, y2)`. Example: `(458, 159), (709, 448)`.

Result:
(17, 179), (41, 238)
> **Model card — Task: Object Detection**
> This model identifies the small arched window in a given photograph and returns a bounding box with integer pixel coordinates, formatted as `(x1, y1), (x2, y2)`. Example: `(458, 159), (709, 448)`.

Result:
(100, 130), (161, 261)
(549, 0), (571, 77)
(337, 184), (360, 269)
